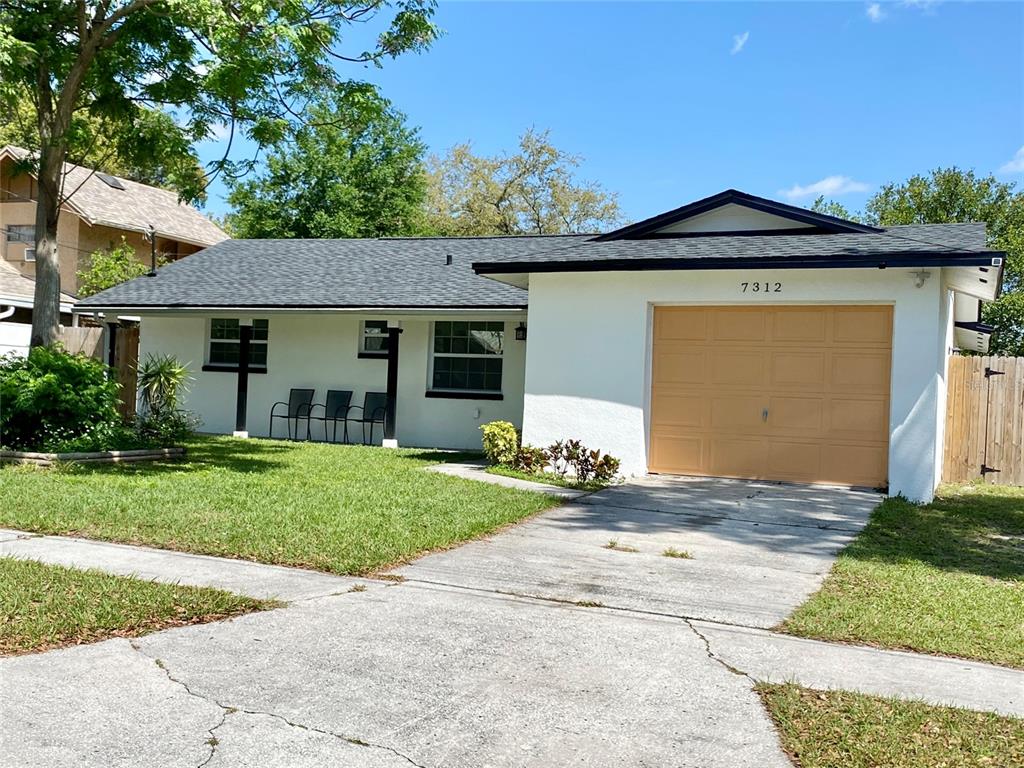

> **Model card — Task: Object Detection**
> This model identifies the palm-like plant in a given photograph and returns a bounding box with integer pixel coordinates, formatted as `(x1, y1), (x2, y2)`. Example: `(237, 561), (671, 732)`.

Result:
(136, 355), (191, 418)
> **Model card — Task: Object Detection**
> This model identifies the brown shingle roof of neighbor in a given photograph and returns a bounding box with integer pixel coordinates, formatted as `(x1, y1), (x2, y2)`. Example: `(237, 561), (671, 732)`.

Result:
(0, 259), (75, 305)
(0, 146), (228, 248)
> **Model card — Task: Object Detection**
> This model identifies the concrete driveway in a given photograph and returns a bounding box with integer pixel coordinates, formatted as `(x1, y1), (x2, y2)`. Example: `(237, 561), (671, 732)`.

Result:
(0, 476), (880, 768)
(399, 475), (880, 627)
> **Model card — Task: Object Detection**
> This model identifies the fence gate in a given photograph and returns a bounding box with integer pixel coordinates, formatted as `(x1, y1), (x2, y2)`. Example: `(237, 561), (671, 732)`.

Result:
(943, 355), (1024, 486)
(110, 324), (140, 420)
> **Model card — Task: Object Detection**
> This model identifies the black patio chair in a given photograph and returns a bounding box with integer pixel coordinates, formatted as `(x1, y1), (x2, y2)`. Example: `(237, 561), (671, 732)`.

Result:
(308, 389), (353, 443)
(268, 388), (315, 440)
(345, 391), (388, 445)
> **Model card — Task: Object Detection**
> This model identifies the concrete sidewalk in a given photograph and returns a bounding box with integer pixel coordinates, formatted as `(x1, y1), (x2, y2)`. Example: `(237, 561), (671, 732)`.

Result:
(0, 529), (364, 601)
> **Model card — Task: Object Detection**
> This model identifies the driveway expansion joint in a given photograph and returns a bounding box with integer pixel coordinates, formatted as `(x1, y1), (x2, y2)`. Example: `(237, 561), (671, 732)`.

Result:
(128, 639), (429, 768)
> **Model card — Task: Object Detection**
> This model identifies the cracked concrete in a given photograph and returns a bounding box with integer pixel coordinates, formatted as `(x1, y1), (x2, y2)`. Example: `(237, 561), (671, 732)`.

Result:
(3, 476), (1021, 766)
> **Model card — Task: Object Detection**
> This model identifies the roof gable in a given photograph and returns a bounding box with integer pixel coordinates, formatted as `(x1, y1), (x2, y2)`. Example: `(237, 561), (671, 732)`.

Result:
(595, 189), (881, 241)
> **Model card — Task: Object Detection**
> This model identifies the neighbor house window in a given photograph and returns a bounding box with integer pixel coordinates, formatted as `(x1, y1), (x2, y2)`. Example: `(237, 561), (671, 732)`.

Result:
(360, 319), (389, 357)
(430, 321), (504, 393)
(207, 319), (269, 368)
(6, 224), (34, 243)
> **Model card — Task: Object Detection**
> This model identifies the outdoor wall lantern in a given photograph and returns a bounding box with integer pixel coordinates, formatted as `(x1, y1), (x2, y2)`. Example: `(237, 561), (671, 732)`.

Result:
(514, 322), (527, 341)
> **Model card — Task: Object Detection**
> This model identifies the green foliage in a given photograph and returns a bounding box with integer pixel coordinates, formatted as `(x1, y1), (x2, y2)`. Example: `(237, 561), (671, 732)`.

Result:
(810, 195), (861, 222)
(546, 439), (621, 484)
(514, 444), (548, 474)
(0, 93), (205, 200)
(76, 238), (158, 298)
(480, 420), (519, 466)
(425, 128), (622, 235)
(227, 85), (429, 238)
(864, 168), (1024, 355)
(137, 354), (191, 417)
(0, 1), (438, 203)
(136, 354), (198, 445)
(0, 346), (120, 451)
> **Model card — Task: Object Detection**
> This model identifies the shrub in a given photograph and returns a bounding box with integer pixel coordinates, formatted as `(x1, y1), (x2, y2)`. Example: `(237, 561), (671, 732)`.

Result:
(514, 444), (548, 473)
(0, 346), (121, 451)
(480, 420), (519, 465)
(547, 439), (620, 484)
(136, 354), (198, 444)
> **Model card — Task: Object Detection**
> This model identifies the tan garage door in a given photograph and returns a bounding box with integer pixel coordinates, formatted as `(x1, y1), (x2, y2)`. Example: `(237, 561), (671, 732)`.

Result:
(650, 305), (892, 487)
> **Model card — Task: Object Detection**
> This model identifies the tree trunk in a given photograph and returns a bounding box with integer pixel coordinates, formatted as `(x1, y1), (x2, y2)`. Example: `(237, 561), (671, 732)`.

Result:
(29, 144), (65, 348)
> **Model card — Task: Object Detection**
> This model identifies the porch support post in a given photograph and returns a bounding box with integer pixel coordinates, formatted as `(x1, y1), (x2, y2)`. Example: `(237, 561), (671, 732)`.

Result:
(383, 324), (403, 448)
(233, 321), (252, 438)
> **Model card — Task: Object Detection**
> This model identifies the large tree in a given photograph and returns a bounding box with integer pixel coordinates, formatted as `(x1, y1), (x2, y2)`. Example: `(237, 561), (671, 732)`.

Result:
(226, 85), (427, 238)
(425, 128), (621, 236)
(865, 169), (1024, 356)
(811, 170), (1023, 355)
(0, 0), (436, 347)
(0, 92), (205, 198)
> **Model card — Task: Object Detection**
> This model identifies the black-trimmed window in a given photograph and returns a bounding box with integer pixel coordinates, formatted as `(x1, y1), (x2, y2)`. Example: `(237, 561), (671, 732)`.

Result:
(207, 319), (269, 368)
(430, 321), (504, 393)
(360, 319), (389, 357)
(6, 224), (34, 243)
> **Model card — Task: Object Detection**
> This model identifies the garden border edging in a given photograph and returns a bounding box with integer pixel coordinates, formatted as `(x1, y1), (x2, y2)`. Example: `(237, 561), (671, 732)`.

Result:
(0, 447), (186, 466)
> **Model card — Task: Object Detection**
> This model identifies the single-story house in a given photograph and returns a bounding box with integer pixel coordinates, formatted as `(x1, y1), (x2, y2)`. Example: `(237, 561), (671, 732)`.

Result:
(76, 190), (1004, 502)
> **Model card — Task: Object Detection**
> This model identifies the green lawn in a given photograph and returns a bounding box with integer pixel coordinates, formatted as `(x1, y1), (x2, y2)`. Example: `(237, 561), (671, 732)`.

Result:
(0, 557), (271, 655)
(0, 436), (558, 575)
(781, 484), (1024, 668)
(758, 683), (1024, 768)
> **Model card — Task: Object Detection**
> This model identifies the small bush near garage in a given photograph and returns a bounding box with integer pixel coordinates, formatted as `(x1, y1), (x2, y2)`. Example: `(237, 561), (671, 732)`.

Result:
(0, 347), (197, 452)
(480, 421), (621, 487)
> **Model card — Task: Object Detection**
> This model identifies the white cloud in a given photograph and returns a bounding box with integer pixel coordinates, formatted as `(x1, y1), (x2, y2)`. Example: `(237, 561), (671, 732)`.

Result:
(780, 175), (871, 200)
(730, 31), (750, 55)
(999, 146), (1024, 175)
(206, 123), (232, 141)
(866, 3), (885, 22)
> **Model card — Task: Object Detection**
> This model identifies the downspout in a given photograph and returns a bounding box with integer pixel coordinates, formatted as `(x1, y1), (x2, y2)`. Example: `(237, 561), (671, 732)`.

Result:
(0, 306), (14, 320)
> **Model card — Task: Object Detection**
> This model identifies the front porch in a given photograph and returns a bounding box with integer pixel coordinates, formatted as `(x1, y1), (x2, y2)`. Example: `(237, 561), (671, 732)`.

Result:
(135, 311), (529, 451)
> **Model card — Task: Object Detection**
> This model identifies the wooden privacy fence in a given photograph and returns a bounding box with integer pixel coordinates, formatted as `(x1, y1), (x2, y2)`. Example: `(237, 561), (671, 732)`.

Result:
(113, 324), (140, 420)
(943, 355), (1024, 486)
(58, 325), (103, 359)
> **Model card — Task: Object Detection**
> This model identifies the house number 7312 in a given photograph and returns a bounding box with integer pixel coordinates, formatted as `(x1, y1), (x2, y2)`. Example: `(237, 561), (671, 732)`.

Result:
(741, 281), (782, 293)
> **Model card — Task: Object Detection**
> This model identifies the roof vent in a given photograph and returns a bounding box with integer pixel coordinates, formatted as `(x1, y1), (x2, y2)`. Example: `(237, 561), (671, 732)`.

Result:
(445, 254), (453, 266)
(96, 172), (126, 191)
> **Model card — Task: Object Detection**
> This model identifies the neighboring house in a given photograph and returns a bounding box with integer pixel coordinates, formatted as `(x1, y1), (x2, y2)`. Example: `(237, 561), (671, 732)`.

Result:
(0, 145), (228, 305)
(76, 190), (1004, 502)
(0, 259), (75, 356)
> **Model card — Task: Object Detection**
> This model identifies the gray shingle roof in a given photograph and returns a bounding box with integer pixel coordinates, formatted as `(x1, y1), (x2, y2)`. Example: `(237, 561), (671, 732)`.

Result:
(1, 146), (228, 247)
(473, 223), (992, 272)
(76, 235), (589, 309)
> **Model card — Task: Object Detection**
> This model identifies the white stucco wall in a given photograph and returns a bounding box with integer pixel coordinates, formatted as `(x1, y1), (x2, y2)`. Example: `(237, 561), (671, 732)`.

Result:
(521, 268), (950, 502)
(138, 312), (527, 450)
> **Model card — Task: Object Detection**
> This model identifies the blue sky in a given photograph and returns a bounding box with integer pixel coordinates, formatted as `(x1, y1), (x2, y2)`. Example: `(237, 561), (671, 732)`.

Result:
(197, 1), (1024, 222)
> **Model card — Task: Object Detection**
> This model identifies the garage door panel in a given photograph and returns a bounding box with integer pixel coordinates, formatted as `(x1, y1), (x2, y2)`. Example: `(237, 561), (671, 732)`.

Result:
(654, 349), (707, 386)
(827, 398), (889, 439)
(652, 393), (706, 429)
(650, 434), (705, 474)
(656, 308), (707, 341)
(712, 309), (767, 342)
(769, 397), (824, 434)
(709, 438), (766, 478)
(710, 396), (766, 431)
(820, 444), (888, 487)
(767, 441), (823, 480)
(770, 352), (826, 388)
(831, 352), (890, 394)
(712, 349), (766, 387)
(651, 305), (892, 487)
(833, 306), (892, 346)
(772, 309), (827, 343)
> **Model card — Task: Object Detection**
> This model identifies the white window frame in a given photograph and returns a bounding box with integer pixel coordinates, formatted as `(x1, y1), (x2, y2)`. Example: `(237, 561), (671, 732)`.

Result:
(359, 319), (390, 358)
(428, 320), (505, 395)
(206, 318), (270, 370)
(23, 248), (35, 262)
